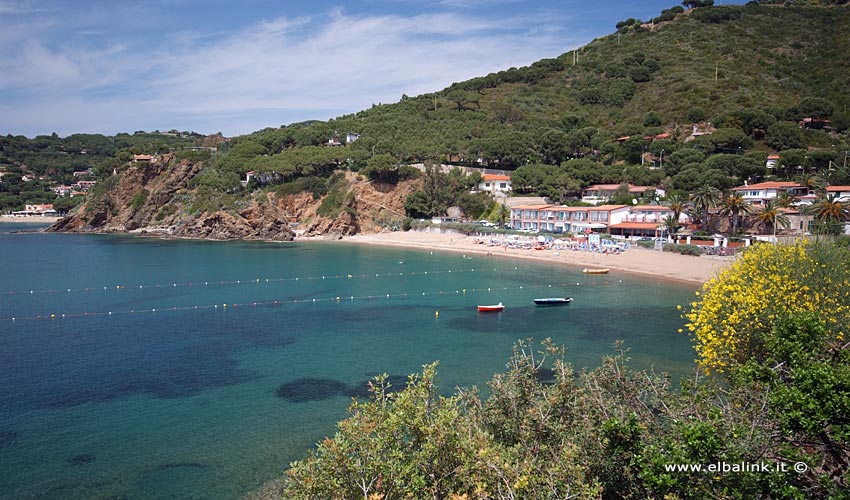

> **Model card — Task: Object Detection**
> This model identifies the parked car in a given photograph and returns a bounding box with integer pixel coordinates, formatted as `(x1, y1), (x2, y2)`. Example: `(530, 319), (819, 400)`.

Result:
(478, 220), (495, 227)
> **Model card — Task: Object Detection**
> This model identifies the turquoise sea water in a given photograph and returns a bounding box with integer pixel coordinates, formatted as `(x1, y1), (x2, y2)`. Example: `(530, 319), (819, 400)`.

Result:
(0, 225), (698, 500)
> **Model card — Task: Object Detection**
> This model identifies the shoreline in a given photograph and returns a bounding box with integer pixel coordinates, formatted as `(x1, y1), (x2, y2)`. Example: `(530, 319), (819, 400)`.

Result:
(319, 231), (734, 286)
(0, 216), (62, 224)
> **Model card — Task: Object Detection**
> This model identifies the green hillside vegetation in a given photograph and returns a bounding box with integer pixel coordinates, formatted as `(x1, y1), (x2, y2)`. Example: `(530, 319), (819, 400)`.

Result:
(0, 131), (206, 212)
(4, 2), (850, 223)
(183, 1), (850, 222)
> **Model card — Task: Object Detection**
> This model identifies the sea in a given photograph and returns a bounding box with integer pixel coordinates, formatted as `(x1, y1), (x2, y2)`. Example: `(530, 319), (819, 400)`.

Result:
(0, 224), (698, 500)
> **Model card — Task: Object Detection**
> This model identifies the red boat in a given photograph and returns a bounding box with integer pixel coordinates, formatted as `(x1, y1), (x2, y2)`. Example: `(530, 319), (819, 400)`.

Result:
(477, 302), (504, 312)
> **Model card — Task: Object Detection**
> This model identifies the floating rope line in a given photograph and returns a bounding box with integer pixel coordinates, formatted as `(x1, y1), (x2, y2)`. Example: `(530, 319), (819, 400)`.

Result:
(0, 281), (624, 323)
(0, 266), (532, 297)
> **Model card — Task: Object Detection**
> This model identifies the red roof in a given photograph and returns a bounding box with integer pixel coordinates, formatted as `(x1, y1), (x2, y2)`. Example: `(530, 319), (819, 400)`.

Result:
(827, 186), (850, 191)
(584, 184), (622, 191)
(482, 174), (510, 181)
(731, 181), (804, 191)
(767, 154), (780, 160)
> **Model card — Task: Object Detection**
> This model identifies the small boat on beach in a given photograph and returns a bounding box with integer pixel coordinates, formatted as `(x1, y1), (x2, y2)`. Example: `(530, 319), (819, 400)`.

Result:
(477, 302), (504, 312)
(533, 297), (573, 306)
(582, 268), (610, 274)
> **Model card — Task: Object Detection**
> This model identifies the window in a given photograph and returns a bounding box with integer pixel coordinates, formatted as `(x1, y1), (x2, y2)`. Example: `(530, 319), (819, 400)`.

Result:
(499, 183), (507, 189)
(601, 212), (609, 222)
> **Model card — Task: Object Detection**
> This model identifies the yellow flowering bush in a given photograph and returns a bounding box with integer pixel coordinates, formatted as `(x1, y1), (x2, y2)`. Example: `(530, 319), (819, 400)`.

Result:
(685, 240), (850, 372)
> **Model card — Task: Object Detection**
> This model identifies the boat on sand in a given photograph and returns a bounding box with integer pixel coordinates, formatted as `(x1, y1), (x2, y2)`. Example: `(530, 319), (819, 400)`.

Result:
(582, 268), (610, 274)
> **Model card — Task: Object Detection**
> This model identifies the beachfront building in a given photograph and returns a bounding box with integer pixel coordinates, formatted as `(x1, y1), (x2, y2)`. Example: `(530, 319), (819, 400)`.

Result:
(478, 174), (511, 195)
(607, 205), (688, 238)
(10, 204), (58, 217)
(509, 204), (629, 233)
(580, 184), (665, 204)
(730, 181), (807, 205)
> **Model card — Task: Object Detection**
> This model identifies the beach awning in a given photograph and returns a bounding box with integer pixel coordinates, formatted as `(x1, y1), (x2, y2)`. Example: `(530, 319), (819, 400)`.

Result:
(608, 222), (660, 230)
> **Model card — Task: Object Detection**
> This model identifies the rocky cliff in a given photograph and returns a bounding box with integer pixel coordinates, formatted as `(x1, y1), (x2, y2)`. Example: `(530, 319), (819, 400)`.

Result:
(49, 155), (418, 241)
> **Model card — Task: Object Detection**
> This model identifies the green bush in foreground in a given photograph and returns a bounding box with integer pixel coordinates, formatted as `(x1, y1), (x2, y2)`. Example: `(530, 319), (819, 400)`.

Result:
(284, 329), (848, 499)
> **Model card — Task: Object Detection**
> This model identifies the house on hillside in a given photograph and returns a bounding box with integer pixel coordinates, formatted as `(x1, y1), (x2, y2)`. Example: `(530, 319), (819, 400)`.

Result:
(133, 154), (153, 162)
(581, 184), (665, 204)
(478, 174), (511, 195)
(765, 154), (780, 169)
(827, 185), (850, 202)
(730, 181), (807, 205)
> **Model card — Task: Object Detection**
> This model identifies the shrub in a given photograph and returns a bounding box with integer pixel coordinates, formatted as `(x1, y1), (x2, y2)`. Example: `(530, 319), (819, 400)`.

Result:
(685, 241), (850, 373)
(662, 243), (703, 255)
(130, 189), (149, 211)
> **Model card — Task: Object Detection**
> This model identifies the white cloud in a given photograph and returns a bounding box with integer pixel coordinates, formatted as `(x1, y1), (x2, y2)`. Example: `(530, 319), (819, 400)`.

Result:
(0, 7), (580, 136)
(0, 0), (43, 15)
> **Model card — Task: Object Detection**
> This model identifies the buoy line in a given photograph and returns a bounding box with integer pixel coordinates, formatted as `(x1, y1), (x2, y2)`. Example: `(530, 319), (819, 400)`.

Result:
(0, 266), (537, 298)
(0, 281), (624, 323)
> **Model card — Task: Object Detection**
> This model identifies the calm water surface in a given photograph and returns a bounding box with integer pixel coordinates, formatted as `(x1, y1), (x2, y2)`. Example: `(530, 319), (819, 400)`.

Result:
(0, 225), (697, 500)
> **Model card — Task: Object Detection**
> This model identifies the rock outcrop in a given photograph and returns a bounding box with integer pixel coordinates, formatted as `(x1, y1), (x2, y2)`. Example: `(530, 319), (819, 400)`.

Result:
(50, 157), (418, 242)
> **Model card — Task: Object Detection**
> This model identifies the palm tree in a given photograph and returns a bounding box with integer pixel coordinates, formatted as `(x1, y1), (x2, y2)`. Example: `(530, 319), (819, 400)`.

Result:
(665, 193), (687, 223)
(719, 192), (752, 235)
(689, 185), (722, 230)
(751, 200), (790, 235)
(774, 190), (795, 209)
(795, 173), (826, 195)
(806, 193), (850, 234)
(661, 214), (680, 239)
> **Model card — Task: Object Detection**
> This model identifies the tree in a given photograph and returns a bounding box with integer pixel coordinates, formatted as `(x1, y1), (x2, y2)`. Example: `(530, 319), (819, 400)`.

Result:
(719, 191), (752, 235)
(774, 190), (795, 209)
(682, 0), (714, 7)
(806, 193), (850, 234)
(685, 240), (850, 372)
(488, 202), (510, 227)
(750, 200), (790, 234)
(661, 214), (680, 237)
(795, 173), (826, 194)
(690, 185), (723, 229)
(665, 193), (687, 224)
(766, 121), (805, 151)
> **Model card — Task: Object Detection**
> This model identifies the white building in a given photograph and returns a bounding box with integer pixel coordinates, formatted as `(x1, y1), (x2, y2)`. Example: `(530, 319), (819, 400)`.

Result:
(730, 181), (807, 205)
(580, 184), (665, 204)
(478, 174), (511, 195)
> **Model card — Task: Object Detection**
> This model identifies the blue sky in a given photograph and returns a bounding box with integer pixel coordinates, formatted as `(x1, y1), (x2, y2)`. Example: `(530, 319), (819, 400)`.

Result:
(0, 0), (743, 138)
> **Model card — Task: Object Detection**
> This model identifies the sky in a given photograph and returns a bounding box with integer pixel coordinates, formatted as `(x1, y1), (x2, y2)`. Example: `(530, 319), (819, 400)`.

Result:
(0, 0), (744, 139)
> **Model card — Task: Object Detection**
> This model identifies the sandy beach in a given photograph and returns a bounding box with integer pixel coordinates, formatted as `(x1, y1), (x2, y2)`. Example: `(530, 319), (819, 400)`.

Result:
(0, 215), (61, 224)
(334, 230), (734, 286)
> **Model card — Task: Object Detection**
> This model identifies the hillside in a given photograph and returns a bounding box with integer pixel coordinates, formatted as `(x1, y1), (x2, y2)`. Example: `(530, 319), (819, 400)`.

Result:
(41, 2), (850, 237)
